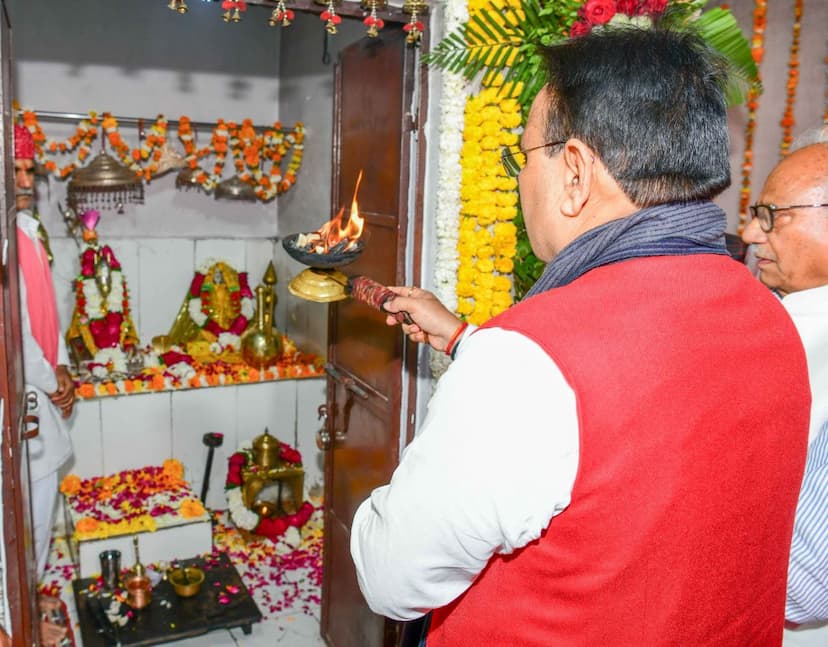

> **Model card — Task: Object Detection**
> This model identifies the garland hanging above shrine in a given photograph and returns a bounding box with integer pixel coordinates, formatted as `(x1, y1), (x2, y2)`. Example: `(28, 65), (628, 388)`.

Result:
(16, 110), (305, 203)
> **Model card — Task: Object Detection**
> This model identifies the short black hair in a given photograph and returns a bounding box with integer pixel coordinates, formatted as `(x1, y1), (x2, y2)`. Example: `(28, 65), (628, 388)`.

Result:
(541, 28), (731, 206)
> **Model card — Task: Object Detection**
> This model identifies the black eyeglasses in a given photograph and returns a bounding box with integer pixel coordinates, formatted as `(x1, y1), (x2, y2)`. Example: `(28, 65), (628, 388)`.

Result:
(500, 141), (566, 177)
(748, 203), (828, 233)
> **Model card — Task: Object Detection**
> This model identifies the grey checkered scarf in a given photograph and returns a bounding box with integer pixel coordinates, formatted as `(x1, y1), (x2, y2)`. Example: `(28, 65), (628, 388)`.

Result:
(524, 200), (728, 298)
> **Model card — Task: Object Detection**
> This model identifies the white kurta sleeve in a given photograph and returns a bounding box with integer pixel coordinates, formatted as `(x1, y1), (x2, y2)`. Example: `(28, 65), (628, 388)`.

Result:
(350, 327), (579, 620)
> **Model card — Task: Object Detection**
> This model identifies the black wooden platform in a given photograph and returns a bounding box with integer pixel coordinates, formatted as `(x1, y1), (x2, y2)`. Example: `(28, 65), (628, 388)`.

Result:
(73, 552), (262, 646)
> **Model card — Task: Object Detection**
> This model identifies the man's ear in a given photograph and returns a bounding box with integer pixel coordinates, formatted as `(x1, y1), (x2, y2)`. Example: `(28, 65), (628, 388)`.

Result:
(559, 139), (596, 218)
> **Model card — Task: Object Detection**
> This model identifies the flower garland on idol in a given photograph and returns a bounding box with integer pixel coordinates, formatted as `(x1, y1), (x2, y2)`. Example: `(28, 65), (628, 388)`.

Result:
(187, 258), (256, 353)
(76, 244), (135, 377)
(225, 444), (314, 543)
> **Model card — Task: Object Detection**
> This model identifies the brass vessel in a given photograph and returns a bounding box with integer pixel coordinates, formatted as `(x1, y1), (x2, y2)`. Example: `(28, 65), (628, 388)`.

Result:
(288, 268), (348, 303)
(252, 428), (281, 469)
(242, 429), (305, 517)
(241, 262), (283, 368)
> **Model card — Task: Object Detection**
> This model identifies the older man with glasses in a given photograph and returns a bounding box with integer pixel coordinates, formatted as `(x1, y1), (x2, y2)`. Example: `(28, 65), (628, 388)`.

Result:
(352, 28), (811, 645)
(742, 133), (828, 647)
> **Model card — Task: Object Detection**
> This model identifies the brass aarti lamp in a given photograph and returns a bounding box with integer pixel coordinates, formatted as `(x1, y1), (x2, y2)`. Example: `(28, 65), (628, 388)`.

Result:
(282, 171), (366, 302)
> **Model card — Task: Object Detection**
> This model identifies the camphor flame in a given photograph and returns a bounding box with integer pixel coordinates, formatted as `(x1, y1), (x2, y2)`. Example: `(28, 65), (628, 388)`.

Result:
(314, 170), (366, 253)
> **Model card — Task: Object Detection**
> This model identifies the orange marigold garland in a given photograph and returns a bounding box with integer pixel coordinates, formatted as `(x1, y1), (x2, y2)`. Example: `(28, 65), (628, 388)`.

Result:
(19, 110), (304, 201)
(22, 109), (99, 179)
(779, 0), (803, 157)
(737, 0), (767, 233)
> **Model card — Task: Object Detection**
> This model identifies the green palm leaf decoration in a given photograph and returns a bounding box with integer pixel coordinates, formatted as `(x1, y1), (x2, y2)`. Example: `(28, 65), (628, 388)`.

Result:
(424, 0), (580, 106)
(426, 0), (759, 300)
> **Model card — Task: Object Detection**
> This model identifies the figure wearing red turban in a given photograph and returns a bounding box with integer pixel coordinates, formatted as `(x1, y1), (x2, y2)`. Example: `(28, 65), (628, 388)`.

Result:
(14, 124), (75, 595)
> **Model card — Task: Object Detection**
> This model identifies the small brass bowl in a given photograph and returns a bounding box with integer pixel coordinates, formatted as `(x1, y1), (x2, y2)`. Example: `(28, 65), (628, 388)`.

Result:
(169, 567), (205, 598)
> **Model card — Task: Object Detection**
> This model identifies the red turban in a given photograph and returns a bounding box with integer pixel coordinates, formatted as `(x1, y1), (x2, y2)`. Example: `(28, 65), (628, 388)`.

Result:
(14, 124), (35, 160)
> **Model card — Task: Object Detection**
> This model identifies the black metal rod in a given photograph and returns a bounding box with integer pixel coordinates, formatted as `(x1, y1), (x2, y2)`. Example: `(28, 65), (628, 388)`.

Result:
(201, 432), (225, 503)
(30, 110), (296, 134)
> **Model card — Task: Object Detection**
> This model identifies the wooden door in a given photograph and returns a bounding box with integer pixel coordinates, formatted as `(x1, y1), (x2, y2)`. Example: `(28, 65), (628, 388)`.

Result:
(0, 0), (38, 642)
(320, 28), (419, 647)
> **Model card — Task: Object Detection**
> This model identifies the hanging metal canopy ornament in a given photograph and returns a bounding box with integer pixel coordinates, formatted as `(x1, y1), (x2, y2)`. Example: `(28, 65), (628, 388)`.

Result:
(67, 151), (144, 213)
(214, 175), (256, 202)
(175, 166), (203, 192)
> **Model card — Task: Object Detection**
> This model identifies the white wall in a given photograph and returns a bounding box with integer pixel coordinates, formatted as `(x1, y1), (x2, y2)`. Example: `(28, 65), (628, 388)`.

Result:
(5, 0), (358, 501)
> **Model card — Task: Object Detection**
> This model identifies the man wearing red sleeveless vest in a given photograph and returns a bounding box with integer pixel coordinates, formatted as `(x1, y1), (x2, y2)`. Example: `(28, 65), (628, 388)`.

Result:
(14, 124), (75, 587)
(352, 29), (811, 646)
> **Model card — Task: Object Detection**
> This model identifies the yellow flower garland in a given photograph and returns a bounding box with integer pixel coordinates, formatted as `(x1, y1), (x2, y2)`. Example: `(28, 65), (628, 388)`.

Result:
(452, 0), (524, 326)
(456, 77), (521, 325)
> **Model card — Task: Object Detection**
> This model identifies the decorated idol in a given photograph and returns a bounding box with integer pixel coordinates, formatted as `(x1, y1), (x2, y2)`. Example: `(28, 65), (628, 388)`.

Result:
(65, 209), (140, 377)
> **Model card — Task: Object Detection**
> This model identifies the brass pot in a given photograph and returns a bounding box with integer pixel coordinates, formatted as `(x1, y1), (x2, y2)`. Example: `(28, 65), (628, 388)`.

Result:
(124, 574), (152, 609)
(252, 428), (281, 469)
(241, 326), (283, 369)
(169, 567), (204, 598)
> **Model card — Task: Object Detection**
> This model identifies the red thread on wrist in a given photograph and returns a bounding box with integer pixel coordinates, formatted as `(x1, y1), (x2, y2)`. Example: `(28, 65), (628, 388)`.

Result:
(444, 321), (468, 357)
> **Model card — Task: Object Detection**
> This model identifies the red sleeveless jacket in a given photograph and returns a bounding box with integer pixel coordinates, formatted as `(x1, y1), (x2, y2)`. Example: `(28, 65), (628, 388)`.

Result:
(428, 255), (810, 646)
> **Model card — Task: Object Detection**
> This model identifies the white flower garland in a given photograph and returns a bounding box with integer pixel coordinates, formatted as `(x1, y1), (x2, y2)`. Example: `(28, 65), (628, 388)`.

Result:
(188, 257), (256, 351)
(81, 271), (125, 318)
(227, 487), (259, 531)
(430, 0), (469, 378)
(91, 347), (128, 378)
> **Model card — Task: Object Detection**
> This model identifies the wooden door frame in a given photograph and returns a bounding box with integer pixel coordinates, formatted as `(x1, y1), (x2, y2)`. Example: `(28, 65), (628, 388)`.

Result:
(322, 25), (429, 647)
(0, 0), (37, 642)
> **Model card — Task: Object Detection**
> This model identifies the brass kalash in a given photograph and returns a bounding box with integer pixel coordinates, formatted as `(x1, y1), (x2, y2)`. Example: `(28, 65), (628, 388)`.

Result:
(282, 171), (366, 302)
(242, 428), (304, 518)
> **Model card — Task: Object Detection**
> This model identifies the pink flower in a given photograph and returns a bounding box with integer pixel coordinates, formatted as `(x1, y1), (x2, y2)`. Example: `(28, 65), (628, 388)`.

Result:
(570, 20), (592, 37)
(583, 0), (617, 25)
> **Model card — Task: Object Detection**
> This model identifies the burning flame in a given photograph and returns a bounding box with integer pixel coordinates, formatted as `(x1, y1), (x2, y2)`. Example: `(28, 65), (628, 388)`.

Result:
(312, 171), (366, 253)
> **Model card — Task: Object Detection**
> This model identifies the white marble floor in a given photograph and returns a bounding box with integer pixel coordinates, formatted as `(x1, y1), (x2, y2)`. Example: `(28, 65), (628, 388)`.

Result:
(42, 510), (326, 646)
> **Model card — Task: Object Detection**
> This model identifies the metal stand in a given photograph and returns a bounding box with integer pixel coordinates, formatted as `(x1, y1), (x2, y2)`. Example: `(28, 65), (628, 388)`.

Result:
(200, 432), (225, 503)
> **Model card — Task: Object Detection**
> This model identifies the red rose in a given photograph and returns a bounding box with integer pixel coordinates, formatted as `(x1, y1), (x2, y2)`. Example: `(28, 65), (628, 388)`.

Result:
(570, 20), (592, 37)
(615, 0), (640, 15)
(279, 443), (302, 464)
(228, 452), (247, 467)
(257, 515), (288, 540)
(583, 0), (616, 25)
(226, 465), (242, 486)
(641, 0), (667, 13)
(162, 350), (192, 366)
(189, 272), (205, 297)
(229, 315), (248, 335)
